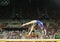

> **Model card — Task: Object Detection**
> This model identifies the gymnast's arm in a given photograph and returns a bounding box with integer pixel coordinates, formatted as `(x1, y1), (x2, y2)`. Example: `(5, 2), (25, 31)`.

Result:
(44, 28), (47, 35)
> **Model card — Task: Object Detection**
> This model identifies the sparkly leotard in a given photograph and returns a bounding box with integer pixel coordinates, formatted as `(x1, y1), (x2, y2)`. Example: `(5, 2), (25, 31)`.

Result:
(36, 20), (44, 29)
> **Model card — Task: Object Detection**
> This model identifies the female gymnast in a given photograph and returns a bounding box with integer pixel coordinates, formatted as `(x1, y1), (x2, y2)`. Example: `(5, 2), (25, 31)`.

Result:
(21, 20), (47, 37)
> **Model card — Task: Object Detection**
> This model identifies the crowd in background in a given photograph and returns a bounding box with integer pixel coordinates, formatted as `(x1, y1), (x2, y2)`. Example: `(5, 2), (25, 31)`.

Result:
(0, 29), (56, 39)
(0, 28), (59, 39)
(0, 0), (60, 39)
(0, 20), (60, 39)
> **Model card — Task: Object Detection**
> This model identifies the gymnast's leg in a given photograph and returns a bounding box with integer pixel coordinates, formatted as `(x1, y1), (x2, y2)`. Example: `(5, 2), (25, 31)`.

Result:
(21, 20), (36, 27)
(28, 23), (36, 36)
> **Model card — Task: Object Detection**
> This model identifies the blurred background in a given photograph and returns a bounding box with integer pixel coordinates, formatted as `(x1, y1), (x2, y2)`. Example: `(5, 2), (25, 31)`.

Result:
(0, 0), (60, 39)
(0, 0), (60, 20)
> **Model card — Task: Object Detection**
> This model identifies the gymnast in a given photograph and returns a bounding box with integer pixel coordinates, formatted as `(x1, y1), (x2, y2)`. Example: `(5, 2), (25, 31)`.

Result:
(21, 20), (47, 36)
